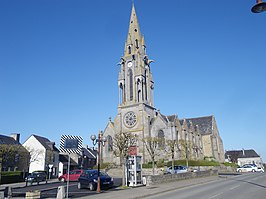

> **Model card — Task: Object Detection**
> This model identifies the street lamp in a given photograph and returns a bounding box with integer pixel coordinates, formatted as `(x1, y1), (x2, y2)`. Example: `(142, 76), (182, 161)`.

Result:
(90, 131), (106, 193)
(252, 0), (266, 13)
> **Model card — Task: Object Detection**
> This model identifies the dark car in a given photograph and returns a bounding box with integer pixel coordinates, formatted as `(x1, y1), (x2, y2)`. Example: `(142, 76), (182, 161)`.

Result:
(58, 169), (84, 182)
(25, 171), (47, 183)
(78, 170), (113, 191)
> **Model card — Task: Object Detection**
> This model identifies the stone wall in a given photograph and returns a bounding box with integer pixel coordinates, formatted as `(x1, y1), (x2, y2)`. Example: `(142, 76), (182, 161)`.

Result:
(145, 170), (218, 186)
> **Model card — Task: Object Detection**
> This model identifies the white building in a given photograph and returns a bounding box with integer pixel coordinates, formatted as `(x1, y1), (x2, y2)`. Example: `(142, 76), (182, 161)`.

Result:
(23, 134), (59, 177)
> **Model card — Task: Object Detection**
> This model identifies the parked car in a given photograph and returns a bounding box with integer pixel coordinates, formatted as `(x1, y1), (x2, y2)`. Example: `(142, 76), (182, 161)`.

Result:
(25, 171), (47, 183)
(58, 169), (84, 182)
(78, 170), (114, 191)
(236, 164), (257, 172)
(167, 165), (188, 174)
(257, 167), (264, 172)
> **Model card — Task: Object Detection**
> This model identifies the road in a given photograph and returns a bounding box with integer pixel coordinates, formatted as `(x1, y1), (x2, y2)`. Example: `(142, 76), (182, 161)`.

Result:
(10, 178), (122, 198)
(144, 173), (266, 199)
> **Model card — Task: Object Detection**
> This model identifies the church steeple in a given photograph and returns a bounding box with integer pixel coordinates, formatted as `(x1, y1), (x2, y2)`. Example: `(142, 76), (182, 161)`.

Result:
(118, 4), (154, 108)
(125, 4), (143, 55)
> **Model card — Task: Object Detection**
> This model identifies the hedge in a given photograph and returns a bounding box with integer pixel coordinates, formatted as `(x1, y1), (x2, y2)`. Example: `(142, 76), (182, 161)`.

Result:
(1, 171), (25, 184)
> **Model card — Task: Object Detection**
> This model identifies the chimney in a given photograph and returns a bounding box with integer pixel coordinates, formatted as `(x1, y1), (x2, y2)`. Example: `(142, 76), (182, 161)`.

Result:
(10, 133), (20, 143)
(47, 142), (55, 150)
(242, 148), (245, 156)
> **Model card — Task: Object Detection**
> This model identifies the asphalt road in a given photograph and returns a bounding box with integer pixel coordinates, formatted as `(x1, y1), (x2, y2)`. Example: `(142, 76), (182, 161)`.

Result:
(11, 178), (122, 198)
(144, 173), (266, 199)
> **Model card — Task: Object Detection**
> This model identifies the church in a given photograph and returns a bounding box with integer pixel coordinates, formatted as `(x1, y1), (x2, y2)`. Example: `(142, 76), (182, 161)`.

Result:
(102, 4), (225, 165)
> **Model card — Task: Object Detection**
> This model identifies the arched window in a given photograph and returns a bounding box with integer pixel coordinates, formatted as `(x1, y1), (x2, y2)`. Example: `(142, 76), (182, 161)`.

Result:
(107, 135), (113, 152)
(128, 46), (131, 54)
(128, 69), (133, 101)
(158, 130), (165, 149)
(119, 82), (124, 103)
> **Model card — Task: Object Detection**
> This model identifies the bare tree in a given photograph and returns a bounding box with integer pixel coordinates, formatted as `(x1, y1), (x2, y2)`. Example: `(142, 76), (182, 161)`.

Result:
(178, 139), (193, 168)
(166, 140), (178, 174)
(24, 146), (44, 164)
(112, 132), (134, 186)
(142, 137), (162, 175)
(227, 151), (239, 164)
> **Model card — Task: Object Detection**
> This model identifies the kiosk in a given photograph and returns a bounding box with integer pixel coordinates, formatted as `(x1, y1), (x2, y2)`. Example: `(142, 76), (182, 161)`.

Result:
(125, 155), (142, 186)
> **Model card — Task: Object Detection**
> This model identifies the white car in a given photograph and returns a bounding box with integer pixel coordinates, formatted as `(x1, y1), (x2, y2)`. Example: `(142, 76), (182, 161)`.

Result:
(257, 167), (264, 172)
(236, 164), (257, 172)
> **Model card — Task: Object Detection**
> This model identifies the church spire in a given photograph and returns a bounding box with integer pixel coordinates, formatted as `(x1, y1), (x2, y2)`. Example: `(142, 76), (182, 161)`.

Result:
(125, 3), (144, 55)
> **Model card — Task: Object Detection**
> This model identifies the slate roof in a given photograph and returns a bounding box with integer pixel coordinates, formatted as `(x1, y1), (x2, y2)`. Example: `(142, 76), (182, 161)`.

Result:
(179, 119), (184, 126)
(159, 113), (177, 123)
(167, 115), (176, 122)
(184, 116), (213, 135)
(225, 149), (260, 158)
(32, 134), (60, 152)
(0, 134), (20, 145)
(160, 114), (169, 123)
(83, 148), (97, 159)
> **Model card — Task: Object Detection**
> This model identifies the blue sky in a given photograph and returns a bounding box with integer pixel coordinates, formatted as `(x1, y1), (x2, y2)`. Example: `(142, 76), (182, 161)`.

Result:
(1, 0), (266, 162)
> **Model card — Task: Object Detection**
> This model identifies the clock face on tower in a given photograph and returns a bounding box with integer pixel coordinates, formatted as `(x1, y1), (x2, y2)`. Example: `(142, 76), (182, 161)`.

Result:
(124, 111), (137, 128)
(127, 61), (133, 67)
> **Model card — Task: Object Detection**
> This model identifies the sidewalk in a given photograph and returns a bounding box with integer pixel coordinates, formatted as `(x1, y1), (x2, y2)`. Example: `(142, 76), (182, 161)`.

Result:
(79, 175), (220, 199)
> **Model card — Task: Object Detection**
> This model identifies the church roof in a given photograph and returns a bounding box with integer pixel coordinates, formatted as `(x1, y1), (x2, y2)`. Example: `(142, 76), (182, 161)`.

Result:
(179, 119), (185, 126)
(225, 149), (260, 159)
(182, 116), (214, 135)
(0, 134), (20, 145)
(167, 115), (176, 122)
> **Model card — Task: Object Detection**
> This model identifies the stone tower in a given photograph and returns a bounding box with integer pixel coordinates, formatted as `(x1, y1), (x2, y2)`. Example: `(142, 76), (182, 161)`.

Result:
(102, 4), (156, 163)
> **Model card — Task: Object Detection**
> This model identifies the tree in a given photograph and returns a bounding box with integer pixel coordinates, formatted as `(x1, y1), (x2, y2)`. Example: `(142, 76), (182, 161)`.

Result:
(166, 139), (178, 174)
(178, 139), (193, 168)
(227, 151), (239, 164)
(142, 137), (162, 175)
(0, 144), (29, 171)
(24, 146), (44, 164)
(112, 132), (134, 186)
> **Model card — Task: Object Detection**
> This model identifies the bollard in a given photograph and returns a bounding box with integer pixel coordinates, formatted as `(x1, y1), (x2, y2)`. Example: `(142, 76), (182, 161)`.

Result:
(25, 190), (40, 199)
(56, 186), (65, 199)
(0, 192), (4, 199)
(4, 187), (12, 199)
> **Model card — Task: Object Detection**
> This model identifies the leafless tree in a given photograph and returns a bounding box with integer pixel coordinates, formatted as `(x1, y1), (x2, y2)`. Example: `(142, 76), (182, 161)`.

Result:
(142, 137), (162, 175)
(178, 139), (193, 168)
(165, 139), (178, 174)
(112, 132), (134, 186)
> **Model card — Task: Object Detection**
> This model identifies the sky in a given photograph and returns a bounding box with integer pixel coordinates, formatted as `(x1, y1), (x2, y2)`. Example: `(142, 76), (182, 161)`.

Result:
(1, 0), (266, 162)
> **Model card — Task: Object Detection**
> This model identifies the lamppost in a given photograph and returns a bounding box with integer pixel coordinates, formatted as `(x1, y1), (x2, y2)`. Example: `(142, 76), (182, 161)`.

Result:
(90, 131), (106, 193)
(252, 0), (266, 13)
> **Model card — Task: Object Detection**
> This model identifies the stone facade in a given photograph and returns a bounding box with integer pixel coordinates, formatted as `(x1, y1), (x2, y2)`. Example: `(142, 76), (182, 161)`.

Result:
(102, 4), (224, 165)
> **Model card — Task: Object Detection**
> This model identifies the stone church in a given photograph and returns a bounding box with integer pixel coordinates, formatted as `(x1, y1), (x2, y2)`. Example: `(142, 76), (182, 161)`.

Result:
(102, 4), (225, 164)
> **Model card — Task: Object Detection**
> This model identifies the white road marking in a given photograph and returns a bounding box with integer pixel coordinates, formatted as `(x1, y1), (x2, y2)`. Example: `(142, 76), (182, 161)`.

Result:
(229, 185), (240, 190)
(208, 192), (223, 199)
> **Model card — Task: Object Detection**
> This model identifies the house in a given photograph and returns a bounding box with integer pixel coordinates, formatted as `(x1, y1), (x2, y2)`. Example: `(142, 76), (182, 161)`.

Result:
(58, 147), (97, 177)
(0, 133), (29, 172)
(225, 149), (264, 168)
(23, 134), (60, 177)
